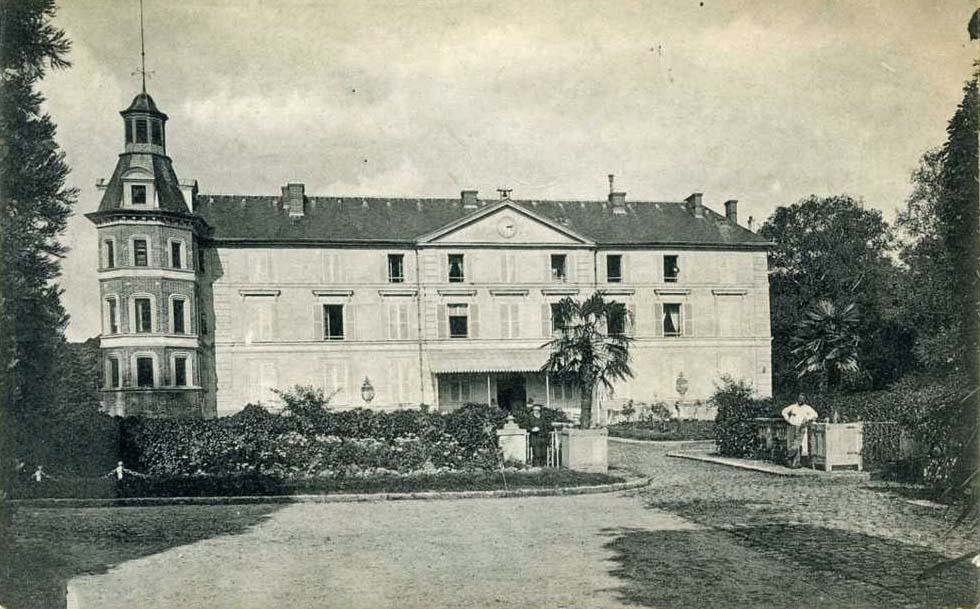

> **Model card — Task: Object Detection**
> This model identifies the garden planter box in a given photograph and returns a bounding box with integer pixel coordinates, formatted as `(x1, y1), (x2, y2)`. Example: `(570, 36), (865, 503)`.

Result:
(810, 422), (863, 472)
(559, 428), (608, 473)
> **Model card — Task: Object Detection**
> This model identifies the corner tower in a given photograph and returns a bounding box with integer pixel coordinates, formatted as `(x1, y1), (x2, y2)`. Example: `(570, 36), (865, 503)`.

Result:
(86, 91), (212, 418)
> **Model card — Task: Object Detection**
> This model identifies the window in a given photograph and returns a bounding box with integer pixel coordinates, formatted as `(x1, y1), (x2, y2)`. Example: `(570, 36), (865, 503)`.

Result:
(134, 297), (153, 333)
(171, 241), (183, 269)
(136, 356), (154, 387)
(107, 357), (121, 389)
(125, 119), (133, 143)
(448, 377), (470, 402)
(388, 254), (405, 283)
(104, 240), (115, 268)
(133, 239), (148, 266)
(608, 306), (627, 337)
(135, 118), (148, 143)
(550, 303), (564, 333)
(663, 303), (682, 336)
(664, 255), (679, 283)
(151, 120), (163, 146)
(172, 298), (186, 334)
(323, 304), (345, 340)
(448, 304), (469, 338)
(174, 356), (188, 387)
(448, 254), (465, 282)
(499, 303), (520, 338)
(550, 254), (567, 282)
(131, 185), (147, 206)
(106, 298), (119, 334)
(606, 255), (622, 283)
(549, 378), (576, 402)
(387, 302), (411, 339)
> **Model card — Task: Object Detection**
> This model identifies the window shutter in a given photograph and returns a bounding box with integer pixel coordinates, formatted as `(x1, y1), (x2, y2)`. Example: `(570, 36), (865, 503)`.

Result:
(345, 302), (357, 341)
(703, 298), (717, 337)
(655, 254), (664, 283)
(740, 297), (752, 337)
(386, 303), (397, 339)
(653, 303), (664, 337)
(438, 304), (447, 339)
(313, 304), (324, 340)
(599, 254), (607, 282)
(440, 254), (448, 282)
(470, 304), (480, 338)
(381, 253), (389, 282)
(577, 253), (592, 284)
(621, 253), (631, 283)
(542, 303), (551, 337)
(544, 253), (552, 282)
(498, 304), (508, 338)
(513, 303), (521, 338)
(683, 302), (694, 337)
(627, 303), (636, 337)
(465, 253), (474, 282)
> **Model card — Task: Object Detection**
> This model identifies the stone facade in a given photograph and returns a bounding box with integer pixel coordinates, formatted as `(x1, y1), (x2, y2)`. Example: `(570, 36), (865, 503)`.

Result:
(90, 91), (773, 420)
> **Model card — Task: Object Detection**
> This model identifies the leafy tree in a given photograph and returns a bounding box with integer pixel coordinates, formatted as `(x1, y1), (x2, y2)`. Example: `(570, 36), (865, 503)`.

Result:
(791, 299), (861, 392)
(542, 292), (633, 428)
(760, 195), (906, 394)
(0, 0), (75, 491)
(897, 74), (979, 375)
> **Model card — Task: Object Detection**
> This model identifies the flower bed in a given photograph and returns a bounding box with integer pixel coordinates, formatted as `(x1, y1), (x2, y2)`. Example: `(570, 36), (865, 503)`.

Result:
(607, 420), (715, 442)
(10, 469), (624, 499)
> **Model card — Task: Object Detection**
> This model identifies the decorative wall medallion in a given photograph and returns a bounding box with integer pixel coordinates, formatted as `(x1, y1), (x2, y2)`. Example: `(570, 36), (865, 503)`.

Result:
(497, 216), (517, 238)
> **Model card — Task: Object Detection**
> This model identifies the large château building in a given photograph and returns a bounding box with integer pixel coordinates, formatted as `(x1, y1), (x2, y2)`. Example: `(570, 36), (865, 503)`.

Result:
(88, 91), (773, 419)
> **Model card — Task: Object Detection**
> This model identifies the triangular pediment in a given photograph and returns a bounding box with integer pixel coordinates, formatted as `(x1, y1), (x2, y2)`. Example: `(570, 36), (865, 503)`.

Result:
(418, 201), (592, 245)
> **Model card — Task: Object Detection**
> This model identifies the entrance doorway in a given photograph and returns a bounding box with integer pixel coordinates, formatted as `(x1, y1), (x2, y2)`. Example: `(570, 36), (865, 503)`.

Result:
(496, 375), (526, 412)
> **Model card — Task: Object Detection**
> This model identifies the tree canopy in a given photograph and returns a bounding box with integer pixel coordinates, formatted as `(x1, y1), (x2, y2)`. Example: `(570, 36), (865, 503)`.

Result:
(760, 195), (907, 394)
(0, 0), (76, 488)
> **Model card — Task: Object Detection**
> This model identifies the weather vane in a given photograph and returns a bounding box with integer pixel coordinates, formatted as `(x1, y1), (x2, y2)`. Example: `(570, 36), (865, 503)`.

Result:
(130, 0), (154, 91)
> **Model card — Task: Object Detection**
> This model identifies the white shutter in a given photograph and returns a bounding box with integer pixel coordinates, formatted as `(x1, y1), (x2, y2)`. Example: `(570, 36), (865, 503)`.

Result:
(653, 303), (664, 337)
(541, 303), (551, 337)
(621, 253), (631, 283)
(499, 304), (508, 338)
(683, 302), (694, 337)
(313, 304), (324, 340)
(345, 302), (357, 341)
(438, 304), (448, 339)
(512, 303), (521, 338)
(470, 304), (480, 338)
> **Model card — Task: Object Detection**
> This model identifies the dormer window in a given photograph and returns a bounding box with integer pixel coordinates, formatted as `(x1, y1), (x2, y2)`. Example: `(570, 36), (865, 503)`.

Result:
(131, 185), (147, 206)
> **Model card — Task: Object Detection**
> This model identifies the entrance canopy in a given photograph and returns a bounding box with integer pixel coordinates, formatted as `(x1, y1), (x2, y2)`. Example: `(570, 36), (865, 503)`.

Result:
(429, 350), (549, 374)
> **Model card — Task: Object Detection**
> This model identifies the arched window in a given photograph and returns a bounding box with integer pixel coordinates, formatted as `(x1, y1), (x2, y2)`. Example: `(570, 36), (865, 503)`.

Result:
(169, 294), (191, 335)
(170, 352), (194, 387)
(131, 352), (158, 388)
(130, 293), (157, 334)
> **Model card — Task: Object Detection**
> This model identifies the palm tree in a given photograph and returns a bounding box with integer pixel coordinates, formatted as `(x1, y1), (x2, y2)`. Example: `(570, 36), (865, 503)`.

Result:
(791, 299), (861, 392)
(542, 292), (634, 428)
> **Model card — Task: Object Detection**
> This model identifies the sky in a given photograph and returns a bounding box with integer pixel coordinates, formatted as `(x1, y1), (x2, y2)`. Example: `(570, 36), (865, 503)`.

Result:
(43, 0), (978, 341)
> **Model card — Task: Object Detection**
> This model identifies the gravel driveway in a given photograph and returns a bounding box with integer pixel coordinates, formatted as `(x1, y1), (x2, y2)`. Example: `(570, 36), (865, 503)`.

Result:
(56, 441), (978, 609)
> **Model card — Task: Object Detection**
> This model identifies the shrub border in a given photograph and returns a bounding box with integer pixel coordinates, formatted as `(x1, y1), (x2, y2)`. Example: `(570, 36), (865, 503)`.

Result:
(9, 474), (649, 508)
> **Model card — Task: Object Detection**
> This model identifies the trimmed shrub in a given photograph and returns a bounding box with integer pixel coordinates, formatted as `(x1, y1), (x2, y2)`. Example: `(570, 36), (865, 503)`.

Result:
(713, 377), (776, 457)
(608, 420), (714, 442)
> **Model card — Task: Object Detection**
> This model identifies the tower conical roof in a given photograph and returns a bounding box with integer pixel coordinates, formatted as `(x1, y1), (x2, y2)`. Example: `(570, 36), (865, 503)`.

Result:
(122, 91), (167, 119)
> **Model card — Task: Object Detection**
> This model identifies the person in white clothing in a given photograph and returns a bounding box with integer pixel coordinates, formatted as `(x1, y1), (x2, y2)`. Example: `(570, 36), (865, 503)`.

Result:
(781, 394), (818, 468)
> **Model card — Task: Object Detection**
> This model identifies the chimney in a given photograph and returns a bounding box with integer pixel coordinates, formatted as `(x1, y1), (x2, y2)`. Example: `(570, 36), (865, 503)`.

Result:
(747, 216), (754, 231)
(461, 190), (479, 210)
(283, 183), (305, 217)
(608, 191), (627, 215)
(724, 199), (738, 225)
(685, 192), (704, 218)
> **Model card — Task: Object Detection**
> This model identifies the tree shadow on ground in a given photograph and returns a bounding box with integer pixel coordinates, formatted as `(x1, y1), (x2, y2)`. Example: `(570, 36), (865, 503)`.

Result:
(0, 503), (282, 609)
(601, 524), (979, 609)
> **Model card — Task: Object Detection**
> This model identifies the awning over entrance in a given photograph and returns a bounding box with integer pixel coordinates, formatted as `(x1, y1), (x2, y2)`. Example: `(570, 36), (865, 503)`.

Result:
(429, 350), (549, 374)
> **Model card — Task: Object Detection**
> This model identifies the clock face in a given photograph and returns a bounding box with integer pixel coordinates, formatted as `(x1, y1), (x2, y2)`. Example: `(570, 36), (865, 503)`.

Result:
(497, 216), (517, 238)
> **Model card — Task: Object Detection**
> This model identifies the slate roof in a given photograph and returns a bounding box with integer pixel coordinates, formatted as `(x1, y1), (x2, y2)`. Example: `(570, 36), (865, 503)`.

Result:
(96, 154), (189, 213)
(193, 195), (769, 248)
(122, 92), (167, 118)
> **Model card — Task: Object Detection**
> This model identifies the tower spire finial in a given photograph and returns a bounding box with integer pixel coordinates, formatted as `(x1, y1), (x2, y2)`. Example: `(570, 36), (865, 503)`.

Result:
(139, 0), (147, 93)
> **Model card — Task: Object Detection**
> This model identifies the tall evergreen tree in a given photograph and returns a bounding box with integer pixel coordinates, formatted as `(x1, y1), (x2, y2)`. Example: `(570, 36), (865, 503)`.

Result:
(0, 0), (75, 488)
